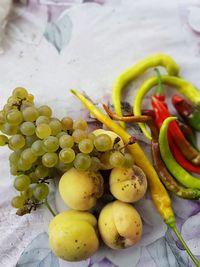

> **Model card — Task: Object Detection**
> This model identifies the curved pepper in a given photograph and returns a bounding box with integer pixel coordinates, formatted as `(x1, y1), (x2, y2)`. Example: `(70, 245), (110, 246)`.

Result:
(152, 96), (200, 166)
(134, 75), (200, 139)
(71, 89), (174, 222)
(172, 94), (200, 132)
(177, 120), (199, 151)
(159, 117), (200, 189)
(71, 90), (200, 267)
(148, 119), (200, 198)
(112, 53), (179, 129)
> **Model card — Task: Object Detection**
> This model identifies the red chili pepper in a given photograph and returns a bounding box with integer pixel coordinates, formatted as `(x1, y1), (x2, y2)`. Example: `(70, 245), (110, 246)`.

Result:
(172, 95), (194, 115)
(168, 133), (200, 174)
(152, 96), (200, 166)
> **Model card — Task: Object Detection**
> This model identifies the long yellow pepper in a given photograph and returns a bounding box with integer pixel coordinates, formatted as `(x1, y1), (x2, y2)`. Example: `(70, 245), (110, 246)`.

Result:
(71, 89), (174, 223)
(71, 89), (200, 267)
(112, 53), (179, 128)
(134, 75), (200, 140)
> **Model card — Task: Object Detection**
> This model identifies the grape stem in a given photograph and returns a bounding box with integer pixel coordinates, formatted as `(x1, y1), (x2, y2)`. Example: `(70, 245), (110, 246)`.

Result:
(44, 199), (56, 217)
(171, 224), (200, 267)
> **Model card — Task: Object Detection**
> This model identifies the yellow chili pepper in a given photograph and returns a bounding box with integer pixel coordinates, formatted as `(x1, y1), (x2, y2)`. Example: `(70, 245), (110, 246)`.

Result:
(112, 53), (179, 128)
(71, 89), (174, 221)
(134, 75), (200, 140)
(71, 89), (200, 267)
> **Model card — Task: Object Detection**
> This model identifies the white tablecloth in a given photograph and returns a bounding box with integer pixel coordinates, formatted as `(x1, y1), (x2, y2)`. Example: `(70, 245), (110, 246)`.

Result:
(0, 0), (200, 266)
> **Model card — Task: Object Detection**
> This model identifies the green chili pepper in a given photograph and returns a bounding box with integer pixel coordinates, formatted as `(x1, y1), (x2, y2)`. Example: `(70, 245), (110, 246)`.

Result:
(134, 75), (200, 140)
(112, 53), (179, 128)
(159, 117), (200, 190)
(148, 119), (200, 199)
(71, 89), (200, 267)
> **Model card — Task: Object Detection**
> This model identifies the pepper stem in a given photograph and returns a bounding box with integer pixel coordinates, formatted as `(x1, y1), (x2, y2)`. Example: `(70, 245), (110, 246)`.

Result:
(154, 68), (164, 96)
(171, 224), (200, 267)
(44, 199), (56, 217)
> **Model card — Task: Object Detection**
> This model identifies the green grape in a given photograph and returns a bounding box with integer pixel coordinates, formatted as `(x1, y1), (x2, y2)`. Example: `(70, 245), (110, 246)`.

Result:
(123, 153), (134, 168)
(73, 119), (88, 130)
(9, 151), (20, 164)
(20, 102), (33, 111)
(38, 105), (52, 117)
(56, 161), (73, 173)
(27, 94), (34, 103)
(29, 172), (39, 183)
(0, 135), (8, 146)
(14, 175), (31, 191)
(17, 158), (32, 171)
(7, 96), (14, 103)
(42, 152), (58, 167)
(35, 116), (49, 126)
(8, 135), (25, 150)
(1, 123), (18, 135)
(35, 165), (49, 178)
(73, 153), (91, 171)
(78, 138), (94, 154)
(59, 148), (75, 164)
(21, 148), (37, 164)
(10, 164), (19, 175)
(20, 122), (35, 136)
(61, 117), (73, 131)
(12, 87), (28, 99)
(56, 131), (67, 139)
(22, 106), (39, 122)
(49, 119), (62, 136)
(0, 110), (5, 123)
(89, 157), (101, 171)
(21, 187), (33, 200)
(31, 140), (45, 156)
(6, 109), (23, 125)
(88, 132), (95, 141)
(33, 184), (49, 201)
(11, 195), (25, 208)
(43, 136), (59, 152)
(94, 134), (112, 152)
(59, 134), (74, 148)
(25, 135), (37, 147)
(72, 129), (87, 143)
(109, 151), (125, 168)
(36, 123), (51, 139)
(3, 103), (15, 114)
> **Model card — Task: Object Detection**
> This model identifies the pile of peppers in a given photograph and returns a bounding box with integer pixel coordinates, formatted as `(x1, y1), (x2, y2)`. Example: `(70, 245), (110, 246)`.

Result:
(71, 53), (200, 267)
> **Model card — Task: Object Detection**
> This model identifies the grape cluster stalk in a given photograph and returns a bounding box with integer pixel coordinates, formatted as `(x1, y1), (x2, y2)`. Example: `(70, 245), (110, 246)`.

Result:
(0, 87), (134, 216)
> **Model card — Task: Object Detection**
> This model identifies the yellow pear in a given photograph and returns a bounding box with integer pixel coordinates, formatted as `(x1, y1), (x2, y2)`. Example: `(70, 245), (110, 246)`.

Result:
(109, 166), (147, 202)
(59, 168), (104, 210)
(98, 200), (142, 249)
(49, 210), (99, 261)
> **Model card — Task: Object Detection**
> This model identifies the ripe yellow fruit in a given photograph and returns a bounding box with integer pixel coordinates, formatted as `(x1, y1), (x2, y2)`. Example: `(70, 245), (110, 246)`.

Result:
(98, 200), (142, 249)
(49, 210), (99, 261)
(59, 168), (104, 210)
(109, 166), (147, 202)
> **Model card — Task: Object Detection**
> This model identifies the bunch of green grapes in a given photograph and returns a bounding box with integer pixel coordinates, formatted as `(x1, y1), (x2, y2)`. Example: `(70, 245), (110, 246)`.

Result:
(0, 87), (134, 216)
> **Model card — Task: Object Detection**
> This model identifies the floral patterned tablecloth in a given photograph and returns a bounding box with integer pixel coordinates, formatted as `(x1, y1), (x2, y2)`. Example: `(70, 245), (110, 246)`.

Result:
(1, 0), (200, 266)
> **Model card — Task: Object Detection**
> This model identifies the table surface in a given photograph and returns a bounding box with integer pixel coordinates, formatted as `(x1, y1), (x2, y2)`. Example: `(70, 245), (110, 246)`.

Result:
(0, 1), (200, 267)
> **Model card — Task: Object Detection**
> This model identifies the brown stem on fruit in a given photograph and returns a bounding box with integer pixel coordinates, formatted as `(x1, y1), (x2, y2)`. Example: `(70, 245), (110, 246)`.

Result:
(118, 136), (137, 153)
